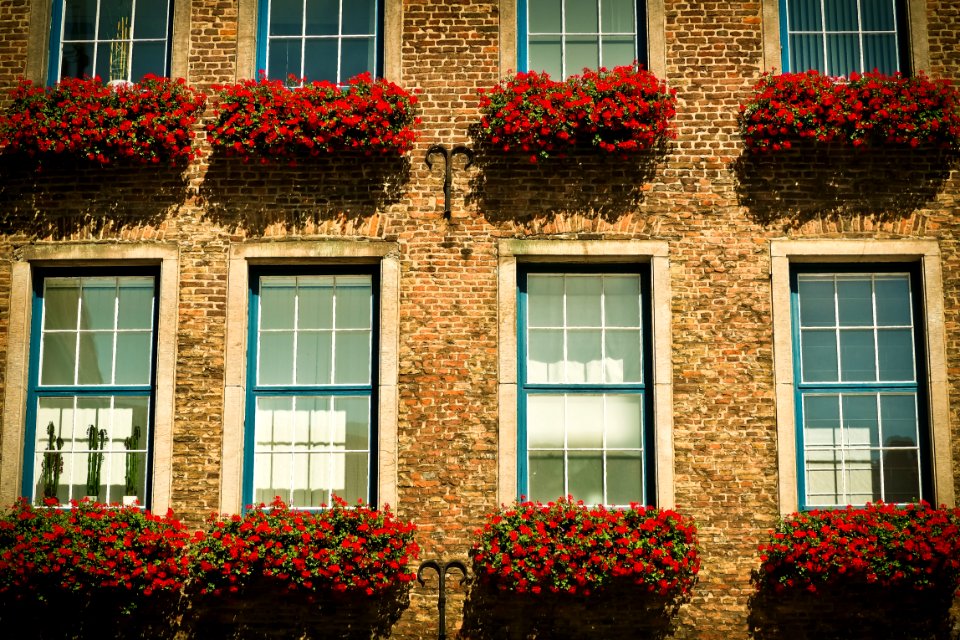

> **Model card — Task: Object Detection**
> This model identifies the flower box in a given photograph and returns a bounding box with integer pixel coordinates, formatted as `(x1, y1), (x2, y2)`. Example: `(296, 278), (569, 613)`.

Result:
(738, 70), (960, 153)
(207, 73), (419, 161)
(0, 75), (206, 165)
(474, 65), (677, 162)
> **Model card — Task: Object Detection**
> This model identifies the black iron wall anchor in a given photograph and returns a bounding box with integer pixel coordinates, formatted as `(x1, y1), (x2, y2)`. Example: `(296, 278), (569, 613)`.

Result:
(425, 144), (474, 218)
(417, 558), (468, 640)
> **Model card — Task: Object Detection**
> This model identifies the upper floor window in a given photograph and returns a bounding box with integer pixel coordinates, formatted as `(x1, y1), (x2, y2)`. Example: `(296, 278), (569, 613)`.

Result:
(257, 0), (382, 83)
(519, 0), (647, 79)
(779, 0), (909, 75)
(48, 0), (173, 83)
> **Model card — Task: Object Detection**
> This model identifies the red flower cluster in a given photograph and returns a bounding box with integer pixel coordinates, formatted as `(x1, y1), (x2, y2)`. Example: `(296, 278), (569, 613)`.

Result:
(470, 497), (699, 597)
(756, 502), (960, 594)
(0, 75), (206, 165)
(0, 498), (191, 606)
(207, 73), (419, 161)
(188, 496), (419, 597)
(475, 65), (677, 162)
(739, 70), (960, 152)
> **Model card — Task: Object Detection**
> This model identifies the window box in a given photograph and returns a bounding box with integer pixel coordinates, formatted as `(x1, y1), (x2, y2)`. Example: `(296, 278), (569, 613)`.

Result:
(738, 70), (960, 153)
(473, 65), (676, 162)
(0, 75), (205, 166)
(207, 73), (419, 161)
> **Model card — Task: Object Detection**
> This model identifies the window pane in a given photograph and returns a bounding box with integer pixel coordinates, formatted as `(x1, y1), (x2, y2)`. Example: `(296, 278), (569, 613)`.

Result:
(601, 35), (635, 68)
(800, 329), (838, 382)
(845, 449), (880, 504)
(114, 332), (152, 385)
(341, 38), (376, 80)
(529, 37), (562, 78)
(566, 276), (601, 327)
(798, 278), (835, 327)
(839, 329), (876, 381)
(789, 34), (825, 72)
(304, 38), (339, 82)
(825, 0), (858, 30)
(528, 329), (563, 382)
(337, 396), (369, 450)
(863, 34), (898, 74)
(133, 0), (168, 39)
(567, 395), (603, 448)
(335, 279), (372, 329)
(340, 451), (368, 503)
(883, 448), (921, 503)
(806, 449), (842, 506)
(605, 394), (642, 449)
(566, 0), (599, 33)
(842, 395), (879, 447)
(130, 41), (166, 80)
(788, 0), (822, 31)
(116, 279), (153, 330)
(566, 35), (599, 75)
(64, 0), (98, 40)
(881, 394), (918, 446)
(343, 0), (377, 35)
(836, 278), (873, 326)
(803, 394), (841, 447)
(34, 398), (73, 503)
(568, 451), (603, 504)
(861, 0), (896, 30)
(268, 39), (303, 80)
(259, 332), (294, 384)
(295, 331), (333, 385)
(44, 281), (80, 331)
(305, 0), (339, 35)
(98, 0), (133, 39)
(877, 328), (914, 381)
(567, 329), (602, 383)
(603, 276), (640, 327)
(604, 330), (641, 382)
(271, 0), (304, 35)
(80, 280), (116, 331)
(606, 453), (642, 505)
(528, 395), (565, 448)
(260, 279), (296, 330)
(77, 332), (114, 385)
(297, 280), (333, 330)
(256, 396), (295, 447)
(874, 276), (911, 326)
(41, 333), (77, 386)
(528, 276), (564, 327)
(529, 0), (562, 33)
(61, 42), (96, 78)
(827, 34), (860, 75)
(601, 0), (635, 32)
(529, 451), (564, 502)
(334, 332), (370, 384)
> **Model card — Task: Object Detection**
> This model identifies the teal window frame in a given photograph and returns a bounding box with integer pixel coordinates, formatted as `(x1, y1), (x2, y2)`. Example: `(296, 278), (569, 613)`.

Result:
(778, 0), (910, 75)
(517, 264), (655, 506)
(22, 267), (159, 507)
(47, 0), (173, 84)
(244, 265), (380, 510)
(791, 263), (931, 510)
(518, 0), (648, 78)
(256, 0), (384, 83)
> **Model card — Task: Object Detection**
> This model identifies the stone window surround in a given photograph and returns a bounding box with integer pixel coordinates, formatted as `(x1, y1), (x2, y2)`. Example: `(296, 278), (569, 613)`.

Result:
(770, 239), (954, 514)
(760, 0), (930, 73)
(221, 241), (400, 513)
(497, 239), (675, 508)
(498, 0), (666, 78)
(0, 244), (180, 512)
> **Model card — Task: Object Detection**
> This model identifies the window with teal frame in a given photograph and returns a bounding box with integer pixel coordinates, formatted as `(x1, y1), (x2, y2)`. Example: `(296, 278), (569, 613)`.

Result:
(517, 265), (654, 506)
(256, 0), (383, 83)
(518, 0), (647, 79)
(23, 269), (158, 507)
(779, 0), (910, 75)
(244, 267), (379, 510)
(48, 0), (173, 84)
(791, 264), (931, 510)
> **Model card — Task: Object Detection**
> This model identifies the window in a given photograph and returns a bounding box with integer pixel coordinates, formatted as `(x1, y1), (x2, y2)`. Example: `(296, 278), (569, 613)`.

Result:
(245, 268), (378, 509)
(48, 0), (173, 83)
(517, 266), (653, 506)
(257, 0), (382, 83)
(519, 0), (647, 78)
(792, 265), (929, 509)
(779, 0), (909, 75)
(23, 270), (158, 506)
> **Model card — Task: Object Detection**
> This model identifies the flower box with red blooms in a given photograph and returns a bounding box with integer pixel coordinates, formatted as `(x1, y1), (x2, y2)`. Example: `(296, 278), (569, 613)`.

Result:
(474, 65), (677, 162)
(207, 73), (419, 161)
(0, 498), (191, 606)
(739, 70), (960, 153)
(187, 496), (419, 598)
(470, 497), (699, 599)
(0, 75), (206, 165)
(755, 502), (960, 595)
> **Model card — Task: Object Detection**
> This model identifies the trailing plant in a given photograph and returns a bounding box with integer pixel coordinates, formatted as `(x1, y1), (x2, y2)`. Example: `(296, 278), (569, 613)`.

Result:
(187, 496), (419, 597)
(123, 425), (142, 497)
(738, 70), (960, 152)
(207, 73), (419, 160)
(474, 64), (677, 162)
(85, 425), (107, 498)
(40, 422), (64, 502)
(0, 75), (206, 165)
(470, 497), (699, 598)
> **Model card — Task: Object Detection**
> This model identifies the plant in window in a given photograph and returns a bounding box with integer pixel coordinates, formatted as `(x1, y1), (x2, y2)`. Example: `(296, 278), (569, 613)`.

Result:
(85, 425), (107, 499)
(187, 497), (419, 597)
(473, 65), (677, 162)
(39, 422), (64, 502)
(470, 497), (699, 598)
(207, 73), (420, 161)
(123, 425), (142, 498)
(738, 70), (960, 152)
(0, 75), (206, 165)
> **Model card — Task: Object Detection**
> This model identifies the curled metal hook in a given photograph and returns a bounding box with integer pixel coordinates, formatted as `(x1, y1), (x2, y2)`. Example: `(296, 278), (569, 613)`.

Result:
(425, 144), (474, 218)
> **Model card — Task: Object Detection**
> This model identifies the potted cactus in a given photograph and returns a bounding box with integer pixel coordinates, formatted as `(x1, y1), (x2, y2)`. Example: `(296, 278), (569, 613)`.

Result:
(84, 425), (107, 502)
(39, 422), (64, 503)
(122, 425), (142, 506)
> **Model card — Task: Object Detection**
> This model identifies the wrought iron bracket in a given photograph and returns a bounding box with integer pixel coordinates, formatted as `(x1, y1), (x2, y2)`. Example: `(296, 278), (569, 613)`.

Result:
(417, 558), (468, 640)
(425, 144), (474, 218)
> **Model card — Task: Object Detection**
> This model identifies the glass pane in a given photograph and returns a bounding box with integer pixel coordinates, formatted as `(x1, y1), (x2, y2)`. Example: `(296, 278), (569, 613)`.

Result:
(874, 276), (911, 326)
(254, 452), (291, 505)
(528, 329), (563, 382)
(34, 398), (73, 503)
(836, 278), (873, 326)
(95, 46), (112, 82)
(115, 451), (146, 501)
(116, 279), (153, 330)
(299, 396), (330, 447)
(880, 394), (918, 446)
(304, 452), (329, 507)
(130, 41), (166, 80)
(44, 280), (80, 330)
(268, 38), (302, 80)
(305, 0), (339, 35)
(337, 396), (369, 450)
(528, 275), (564, 327)
(41, 333), (77, 385)
(528, 395), (565, 448)
(566, 0), (599, 33)
(343, 0), (376, 35)
(256, 397), (295, 447)
(845, 449), (880, 503)
(604, 330), (641, 382)
(271, 0), (304, 35)
(825, 0), (858, 30)
(789, 34), (825, 72)
(839, 329), (876, 381)
(605, 394), (642, 449)
(877, 328), (914, 381)
(64, 0), (98, 40)
(566, 395), (603, 448)
(295, 331), (332, 385)
(334, 331), (370, 384)
(259, 332), (294, 384)
(114, 332), (151, 385)
(61, 42), (96, 79)
(303, 38), (338, 82)
(112, 396), (149, 450)
(601, 36), (635, 68)
(567, 330), (602, 383)
(341, 38), (376, 80)
(77, 332), (114, 385)
(842, 395), (879, 447)
(133, 0), (168, 39)
(827, 34), (860, 75)
(80, 280), (116, 331)
(806, 449), (841, 506)
(883, 448), (920, 503)
(800, 330), (838, 382)
(863, 34), (898, 74)
(529, 451), (564, 502)
(788, 0), (823, 31)
(566, 35), (599, 75)
(297, 281), (333, 330)
(601, 0), (635, 32)
(340, 451), (368, 503)
(803, 394), (840, 447)
(529, 37), (562, 78)
(798, 278), (835, 327)
(861, 0), (896, 30)
(529, 0), (562, 33)
(335, 279), (372, 329)
(606, 453), (642, 505)
(98, 0), (133, 39)
(603, 276), (640, 327)
(568, 452), (603, 504)
(566, 277), (601, 327)
(260, 280), (296, 330)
